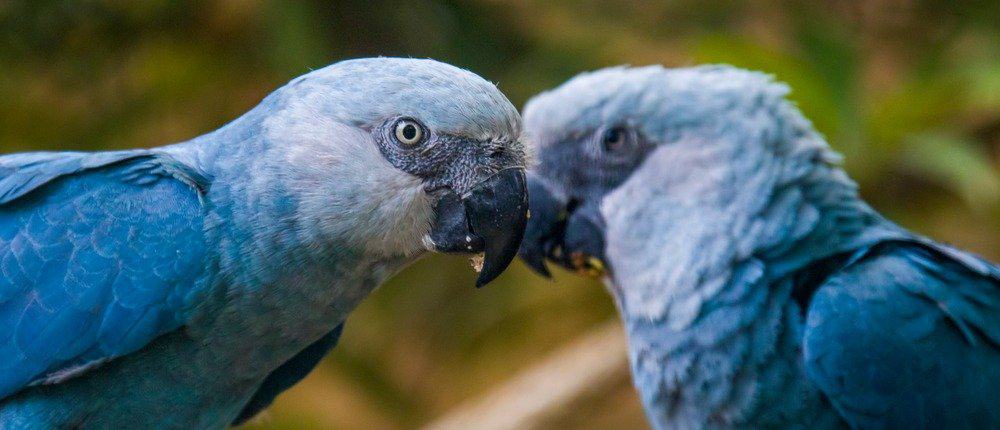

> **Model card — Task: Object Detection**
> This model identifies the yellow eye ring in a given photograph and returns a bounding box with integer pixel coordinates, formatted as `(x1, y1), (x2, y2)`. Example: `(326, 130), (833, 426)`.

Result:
(394, 119), (424, 146)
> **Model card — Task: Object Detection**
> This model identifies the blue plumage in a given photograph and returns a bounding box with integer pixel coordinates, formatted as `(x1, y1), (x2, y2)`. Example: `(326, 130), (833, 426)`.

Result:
(233, 324), (345, 426)
(0, 57), (527, 428)
(0, 154), (209, 399)
(805, 241), (1000, 428)
(520, 64), (1000, 429)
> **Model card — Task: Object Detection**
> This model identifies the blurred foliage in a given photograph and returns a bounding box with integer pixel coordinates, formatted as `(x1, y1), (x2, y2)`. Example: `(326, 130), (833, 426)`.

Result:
(1, 0), (997, 428)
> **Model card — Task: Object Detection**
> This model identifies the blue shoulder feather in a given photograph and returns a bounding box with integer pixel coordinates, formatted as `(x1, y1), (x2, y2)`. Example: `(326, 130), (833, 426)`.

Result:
(804, 239), (1000, 428)
(0, 151), (211, 400)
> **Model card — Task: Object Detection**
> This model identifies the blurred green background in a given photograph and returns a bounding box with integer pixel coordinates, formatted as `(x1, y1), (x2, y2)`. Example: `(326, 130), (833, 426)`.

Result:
(1, 1), (997, 428)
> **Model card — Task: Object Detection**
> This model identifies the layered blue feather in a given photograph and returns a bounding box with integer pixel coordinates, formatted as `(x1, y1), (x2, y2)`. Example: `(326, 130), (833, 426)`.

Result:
(805, 240), (1000, 429)
(0, 152), (209, 400)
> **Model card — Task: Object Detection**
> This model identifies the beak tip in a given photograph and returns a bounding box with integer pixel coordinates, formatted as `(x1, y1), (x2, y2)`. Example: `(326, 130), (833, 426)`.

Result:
(475, 271), (499, 288)
(475, 248), (522, 287)
(465, 169), (530, 289)
(521, 253), (552, 278)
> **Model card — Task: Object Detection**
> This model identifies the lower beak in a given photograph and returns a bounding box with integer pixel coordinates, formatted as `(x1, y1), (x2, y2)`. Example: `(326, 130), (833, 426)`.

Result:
(464, 169), (529, 287)
(518, 173), (568, 278)
(428, 169), (529, 288)
(518, 173), (608, 279)
(561, 203), (607, 278)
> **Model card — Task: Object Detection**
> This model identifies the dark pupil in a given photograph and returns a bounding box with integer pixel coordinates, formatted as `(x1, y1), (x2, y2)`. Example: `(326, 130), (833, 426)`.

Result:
(402, 124), (418, 140)
(603, 128), (624, 150)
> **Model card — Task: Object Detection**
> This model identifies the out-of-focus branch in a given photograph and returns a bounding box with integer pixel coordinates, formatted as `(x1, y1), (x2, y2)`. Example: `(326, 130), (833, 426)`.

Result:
(423, 320), (630, 430)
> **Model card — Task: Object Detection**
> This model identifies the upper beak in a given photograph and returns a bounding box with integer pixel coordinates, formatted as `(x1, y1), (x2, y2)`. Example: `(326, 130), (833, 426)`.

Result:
(429, 169), (529, 287)
(464, 168), (529, 287)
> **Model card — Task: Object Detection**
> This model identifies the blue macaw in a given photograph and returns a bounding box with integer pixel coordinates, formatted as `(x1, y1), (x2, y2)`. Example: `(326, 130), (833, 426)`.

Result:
(0, 57), (529, 428)
(520, 65), (1000, 429)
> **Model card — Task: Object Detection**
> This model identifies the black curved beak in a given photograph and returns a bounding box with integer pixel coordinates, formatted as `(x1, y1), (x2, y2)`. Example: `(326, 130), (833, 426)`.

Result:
(429, 169), (529, 288)
(518, 173), (608, 279)
(518, 174), (568, 278)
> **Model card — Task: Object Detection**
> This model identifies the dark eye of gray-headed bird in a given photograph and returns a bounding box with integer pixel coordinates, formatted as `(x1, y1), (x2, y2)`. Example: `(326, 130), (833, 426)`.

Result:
(372, 114), (529, 287)
(519, 65), (1000, 430)
(0, 57), (527, 428)
(519, 110), (653, 279)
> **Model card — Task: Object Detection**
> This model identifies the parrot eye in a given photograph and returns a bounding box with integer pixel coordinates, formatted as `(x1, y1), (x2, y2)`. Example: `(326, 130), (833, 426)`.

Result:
(394, 118), (426, 146)
(599, 126), (631, 153)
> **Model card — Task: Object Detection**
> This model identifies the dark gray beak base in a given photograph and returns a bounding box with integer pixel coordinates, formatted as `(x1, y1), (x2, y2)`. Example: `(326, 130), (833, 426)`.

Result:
(429, 169), (529, 287)
(518, 173), (608, 279)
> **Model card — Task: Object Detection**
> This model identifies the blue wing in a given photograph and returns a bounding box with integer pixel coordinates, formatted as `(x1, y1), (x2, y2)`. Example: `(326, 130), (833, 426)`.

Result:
(232, 324), (345, 426)
(804, 240), (1000, 428)
(0, 151), (210, 400)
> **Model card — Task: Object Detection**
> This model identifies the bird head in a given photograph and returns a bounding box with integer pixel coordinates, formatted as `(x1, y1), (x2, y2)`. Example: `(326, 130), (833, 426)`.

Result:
(518, 65), (838, 291)
(257, 58), (529, 287)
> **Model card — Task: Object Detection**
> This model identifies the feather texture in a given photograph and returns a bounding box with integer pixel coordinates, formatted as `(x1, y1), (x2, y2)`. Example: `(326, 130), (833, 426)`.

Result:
(0, 57), (524, 428)
(0, 155), (209, 399)
(524, 64), (1000, 429)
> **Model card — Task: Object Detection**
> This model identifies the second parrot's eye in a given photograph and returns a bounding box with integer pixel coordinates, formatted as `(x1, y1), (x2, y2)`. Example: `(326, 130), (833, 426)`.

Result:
(599, 126), (631, 153)
(394, 119), (425, 146)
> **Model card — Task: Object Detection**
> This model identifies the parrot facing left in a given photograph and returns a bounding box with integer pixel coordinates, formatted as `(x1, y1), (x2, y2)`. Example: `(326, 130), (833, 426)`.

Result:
(0, 57), (529, 429)
(520, 65), (1000, 429)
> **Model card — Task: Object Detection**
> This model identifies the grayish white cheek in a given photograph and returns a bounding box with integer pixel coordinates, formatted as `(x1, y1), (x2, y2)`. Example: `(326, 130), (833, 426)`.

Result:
(263, 95), (434, 259)
(600, 143), (757, 323)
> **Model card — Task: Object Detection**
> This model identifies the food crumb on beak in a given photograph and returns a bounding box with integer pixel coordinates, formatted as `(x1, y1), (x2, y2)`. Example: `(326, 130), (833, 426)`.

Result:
(470, 253), (486, 273)
(570, 252), (607, 279)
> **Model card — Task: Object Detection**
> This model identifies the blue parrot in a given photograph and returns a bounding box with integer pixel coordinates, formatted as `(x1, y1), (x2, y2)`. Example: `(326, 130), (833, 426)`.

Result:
(0, 57), (529, 428)
(519, 65), (1000, 429)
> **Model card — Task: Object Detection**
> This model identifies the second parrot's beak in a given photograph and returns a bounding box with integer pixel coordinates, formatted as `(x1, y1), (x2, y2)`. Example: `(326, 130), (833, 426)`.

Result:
(429, 168), (529, 287)
(518, 174), (567, 278)
(518, 173), (608, 279)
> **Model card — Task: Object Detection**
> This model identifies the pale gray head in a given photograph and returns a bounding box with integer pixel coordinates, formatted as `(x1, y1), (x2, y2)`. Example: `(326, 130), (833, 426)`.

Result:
(256, 57), (529, 287)
(519, 65), (839, 291)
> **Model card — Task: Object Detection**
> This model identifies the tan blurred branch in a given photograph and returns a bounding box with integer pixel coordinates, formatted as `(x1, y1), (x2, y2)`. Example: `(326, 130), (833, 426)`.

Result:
(423, 320), (630, 430)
